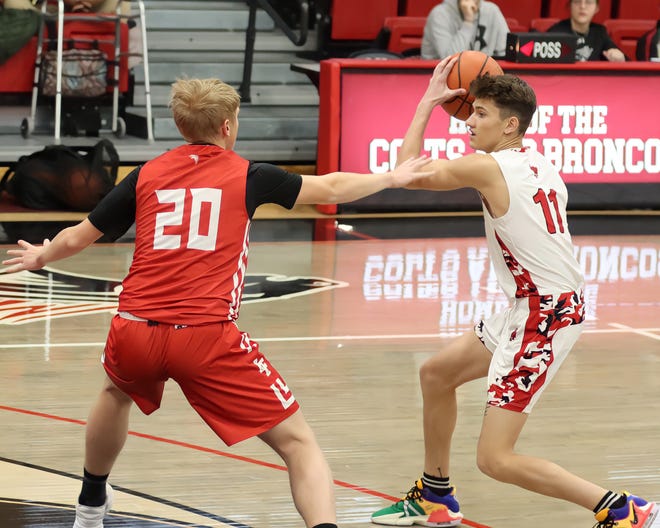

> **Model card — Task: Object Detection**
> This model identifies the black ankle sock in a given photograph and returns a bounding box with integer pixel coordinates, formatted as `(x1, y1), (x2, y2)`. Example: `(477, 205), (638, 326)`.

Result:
(312, 524), (337, 528)
(610, 494), (627, 510)
(594, 491), (624, 513)
(422, 472), (452, 496)
(78, 468), (109, 507)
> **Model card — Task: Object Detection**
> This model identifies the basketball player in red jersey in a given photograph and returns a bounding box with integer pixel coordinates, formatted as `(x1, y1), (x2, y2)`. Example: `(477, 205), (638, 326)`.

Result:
(371, 57), (658, 527)
(2, 78), (432, 528)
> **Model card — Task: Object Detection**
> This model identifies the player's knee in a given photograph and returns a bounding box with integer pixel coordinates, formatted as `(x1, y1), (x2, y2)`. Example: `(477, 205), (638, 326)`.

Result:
(261, 414), (319, 459)
(419, 360), (439, 389)
(476, 447), (509, 482)
(419, 356), (454, 391)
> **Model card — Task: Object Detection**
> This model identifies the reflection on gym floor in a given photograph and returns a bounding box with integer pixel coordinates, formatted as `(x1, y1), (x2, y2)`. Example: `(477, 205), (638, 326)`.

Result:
(1, 235), (659, 528)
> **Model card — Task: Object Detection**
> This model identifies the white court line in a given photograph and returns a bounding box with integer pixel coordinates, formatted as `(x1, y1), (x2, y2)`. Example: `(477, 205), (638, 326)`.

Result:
(608, 322), (660, 341)
(2, 326), (660, 349)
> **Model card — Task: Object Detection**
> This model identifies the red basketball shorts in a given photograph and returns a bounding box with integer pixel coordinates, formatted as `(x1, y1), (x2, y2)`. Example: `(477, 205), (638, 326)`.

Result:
(102, 314), (299, 445)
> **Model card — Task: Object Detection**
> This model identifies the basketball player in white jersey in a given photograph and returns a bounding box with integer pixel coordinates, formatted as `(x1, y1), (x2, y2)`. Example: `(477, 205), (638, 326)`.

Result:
(371, 56), (658, 528)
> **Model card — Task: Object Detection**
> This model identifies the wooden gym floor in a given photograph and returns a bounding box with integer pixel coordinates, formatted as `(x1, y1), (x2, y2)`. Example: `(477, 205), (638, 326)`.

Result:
(1, 234), (659, 528)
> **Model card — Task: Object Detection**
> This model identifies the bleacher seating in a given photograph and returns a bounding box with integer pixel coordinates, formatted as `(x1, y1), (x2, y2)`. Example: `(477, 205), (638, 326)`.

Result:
(382, 15), (526, 55)
(491, 0), (543, 31)
(403, 0), (439, 17)
(1, 2), (321, 162)
(330, 0), (398, 40)
(604, 18), (657, 59)
(383, 16), (425, 54)
(614, 0), (660, 20)
(506, 17), (527, 32)
(0, 39), (38, 93)
(546, 0), (612, 24)
(530, 17), (561, 32)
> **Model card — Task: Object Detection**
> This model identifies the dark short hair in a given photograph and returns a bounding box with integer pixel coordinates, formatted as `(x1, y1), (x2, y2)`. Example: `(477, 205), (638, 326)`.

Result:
(469, 74), (537, 133)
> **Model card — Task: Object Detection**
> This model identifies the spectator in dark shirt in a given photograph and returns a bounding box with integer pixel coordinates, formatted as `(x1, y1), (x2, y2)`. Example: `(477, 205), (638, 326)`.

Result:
(547, 0), (625, 61)
(636, 20), (660, 60)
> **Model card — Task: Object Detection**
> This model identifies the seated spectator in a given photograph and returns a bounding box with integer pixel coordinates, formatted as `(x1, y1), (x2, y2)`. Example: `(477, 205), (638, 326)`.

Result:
(547, 0), (626, 61)
(421, 0), (509, 59)
(636, 20), (660, 60)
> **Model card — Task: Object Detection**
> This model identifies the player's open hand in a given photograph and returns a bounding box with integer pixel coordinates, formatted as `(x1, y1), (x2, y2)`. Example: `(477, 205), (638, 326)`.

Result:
(388, 155), (434, 187)
(421, 56), (467, 107)
(1, 239), (50, 274)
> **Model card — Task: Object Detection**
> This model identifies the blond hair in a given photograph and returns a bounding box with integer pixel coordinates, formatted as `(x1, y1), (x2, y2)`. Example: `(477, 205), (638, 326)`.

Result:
(169, 78), (241, 143)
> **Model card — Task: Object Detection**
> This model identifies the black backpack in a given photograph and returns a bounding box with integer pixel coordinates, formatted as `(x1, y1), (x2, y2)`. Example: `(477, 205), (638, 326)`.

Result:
(0, 139), (119, 211)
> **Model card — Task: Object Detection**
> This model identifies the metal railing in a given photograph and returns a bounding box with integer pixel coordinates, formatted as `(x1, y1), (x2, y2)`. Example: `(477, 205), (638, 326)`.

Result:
(239, 0), (309, 102)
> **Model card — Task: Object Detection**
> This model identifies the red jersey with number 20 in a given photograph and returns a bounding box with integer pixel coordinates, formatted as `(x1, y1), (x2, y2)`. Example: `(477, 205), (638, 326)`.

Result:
(485, 148), (584, 299)
(118, 144), (252, 324)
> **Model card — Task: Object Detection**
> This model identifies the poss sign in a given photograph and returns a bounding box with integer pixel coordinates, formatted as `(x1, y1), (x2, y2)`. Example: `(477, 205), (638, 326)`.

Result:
(506, 33), (577, 63)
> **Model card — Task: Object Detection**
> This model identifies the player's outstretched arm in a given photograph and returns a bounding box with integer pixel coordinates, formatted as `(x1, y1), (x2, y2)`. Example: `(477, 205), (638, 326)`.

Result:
(295, 155), (432, 205)
(2, 219), (103, 274)
(397, 56), (466, 166)
(406, 150), (502, 193)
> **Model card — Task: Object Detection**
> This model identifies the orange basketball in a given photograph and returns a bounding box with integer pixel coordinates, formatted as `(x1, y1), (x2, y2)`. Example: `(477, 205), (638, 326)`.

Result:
(440, 51), (504, 121)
